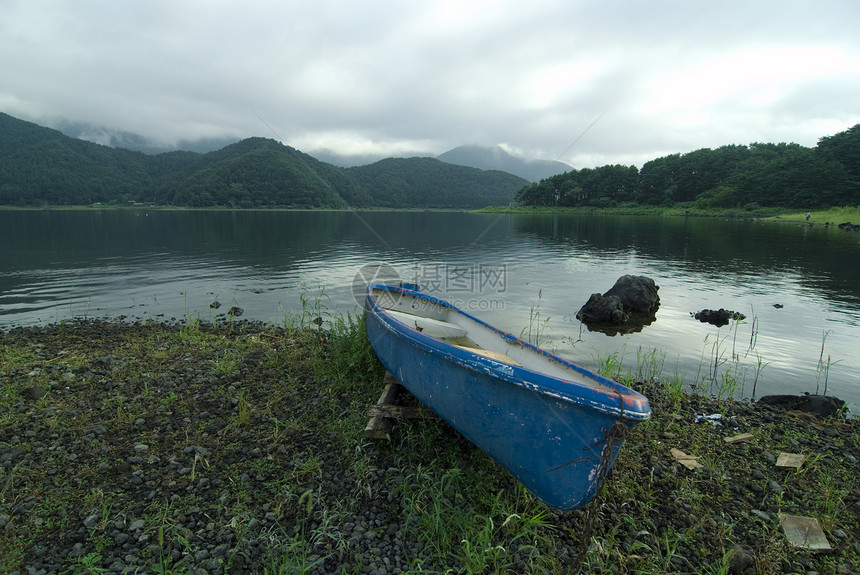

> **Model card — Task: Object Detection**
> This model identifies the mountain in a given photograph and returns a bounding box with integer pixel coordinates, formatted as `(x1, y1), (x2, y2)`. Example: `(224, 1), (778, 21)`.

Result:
(0, 113), (525, 209)
(437, 145), (571, 182)
(348, 157), (527, 208)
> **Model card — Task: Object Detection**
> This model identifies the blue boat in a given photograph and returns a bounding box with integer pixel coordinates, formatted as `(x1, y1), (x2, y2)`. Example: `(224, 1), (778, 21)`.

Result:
(365, 283), (651, 510)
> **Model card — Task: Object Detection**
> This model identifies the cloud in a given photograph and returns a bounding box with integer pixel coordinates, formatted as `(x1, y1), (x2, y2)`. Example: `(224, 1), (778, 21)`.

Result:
(3, 0), (859, 167)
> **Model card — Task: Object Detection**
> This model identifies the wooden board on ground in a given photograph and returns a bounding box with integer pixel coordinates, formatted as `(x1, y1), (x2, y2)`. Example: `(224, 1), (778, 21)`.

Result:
(779, 514), (831, 550)
(364, 371), (436, 440)
(368, 404), (436, 419)
(671, 448), (703, 470)
(724, 432), (755, 444)
(776, 452), (806, 469)
(364, 372), (402, 440)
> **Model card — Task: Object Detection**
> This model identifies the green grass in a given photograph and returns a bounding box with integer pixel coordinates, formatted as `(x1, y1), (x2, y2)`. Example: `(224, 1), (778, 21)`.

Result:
(475, 203), (860, 224)
(473, 204), (790, 218)
(1, 313), (858, 573)
(765, 205), (860, 224)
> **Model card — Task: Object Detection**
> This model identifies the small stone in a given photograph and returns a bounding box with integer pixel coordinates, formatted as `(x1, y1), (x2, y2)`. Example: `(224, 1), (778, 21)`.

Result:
(751, 509), (771, 522)
(727, 545), (754, 574)
(21, 387), (48, 401)
(129, 519), (145, 531)
(184, 446), (211, 458)
(68, 542), (86, 559)
(211, 543), (230, 558)
(83, 513), (101, 528)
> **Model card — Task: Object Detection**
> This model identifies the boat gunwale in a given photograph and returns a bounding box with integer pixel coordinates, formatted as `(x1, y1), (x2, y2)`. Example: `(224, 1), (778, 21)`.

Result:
(366, 283), (651, 421)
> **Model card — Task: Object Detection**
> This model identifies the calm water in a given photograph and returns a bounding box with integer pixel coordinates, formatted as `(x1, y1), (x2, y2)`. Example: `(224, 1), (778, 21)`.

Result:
(2, 209), (859, 406)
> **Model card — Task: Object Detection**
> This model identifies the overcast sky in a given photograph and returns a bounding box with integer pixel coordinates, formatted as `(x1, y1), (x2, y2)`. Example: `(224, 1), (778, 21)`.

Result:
(3, 0), (859, 167)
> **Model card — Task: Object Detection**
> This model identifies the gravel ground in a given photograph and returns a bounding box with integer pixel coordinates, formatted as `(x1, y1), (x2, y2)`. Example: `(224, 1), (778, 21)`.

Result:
(1, 320), (858, 574)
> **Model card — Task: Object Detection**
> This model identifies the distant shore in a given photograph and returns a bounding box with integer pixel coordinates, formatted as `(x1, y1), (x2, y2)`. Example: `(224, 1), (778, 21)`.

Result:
(3, 203), (859, 225)
(474, 204), (860, 224)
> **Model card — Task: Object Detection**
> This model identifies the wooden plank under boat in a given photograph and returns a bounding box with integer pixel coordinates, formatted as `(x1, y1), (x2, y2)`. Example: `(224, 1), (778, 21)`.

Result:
(364, 282), (651, 510)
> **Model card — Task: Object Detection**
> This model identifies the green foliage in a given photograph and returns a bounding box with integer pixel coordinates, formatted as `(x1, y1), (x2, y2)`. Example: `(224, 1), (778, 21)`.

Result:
(0, 114), (522, 209)
(516, 126), (860, 210)
(347, 156), (525, 208)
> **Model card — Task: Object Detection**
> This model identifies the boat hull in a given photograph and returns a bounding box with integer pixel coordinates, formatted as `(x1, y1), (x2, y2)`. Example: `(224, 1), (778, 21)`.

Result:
(365, 283), (650, 510)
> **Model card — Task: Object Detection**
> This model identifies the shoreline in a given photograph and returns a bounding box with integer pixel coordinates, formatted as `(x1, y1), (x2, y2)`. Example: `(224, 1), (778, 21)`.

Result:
(3, 203), (858, 223)
(2, 319), (858, 573)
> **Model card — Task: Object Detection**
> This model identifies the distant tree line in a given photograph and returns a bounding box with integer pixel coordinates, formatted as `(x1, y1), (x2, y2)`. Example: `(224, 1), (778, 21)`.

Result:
(4, 112), (858, 210)
(516, 124), (860, 209)
(0, 114), (525, 209)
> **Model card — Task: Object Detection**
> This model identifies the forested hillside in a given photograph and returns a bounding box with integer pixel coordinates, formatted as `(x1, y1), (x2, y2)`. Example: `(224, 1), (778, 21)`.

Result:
(516, 125), (860, 209)
(4, 112), (857, 210)
(348, 157), (526, 208)
(0, 113), (523, 209)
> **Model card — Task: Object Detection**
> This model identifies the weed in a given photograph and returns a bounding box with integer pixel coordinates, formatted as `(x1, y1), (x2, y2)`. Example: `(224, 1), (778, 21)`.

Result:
(635, 346), (665, 383)
(62, 552), (109, 574)
(716, 369), (741, 401)
(211, 350), (241, 376)
(746, 305), (760, 354)
(664, 369), (686, 406)
(816, 329), (842, 395)
(262, 489), (330, 573)
(263, 530), (327, 575)
(521, 289), (551, 347)
(750, 350), (769, 399)
(594, 347), (627, 382)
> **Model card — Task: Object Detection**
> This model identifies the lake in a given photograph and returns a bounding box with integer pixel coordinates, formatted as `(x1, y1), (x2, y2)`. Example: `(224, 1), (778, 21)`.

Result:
(2, 209), (858, 406)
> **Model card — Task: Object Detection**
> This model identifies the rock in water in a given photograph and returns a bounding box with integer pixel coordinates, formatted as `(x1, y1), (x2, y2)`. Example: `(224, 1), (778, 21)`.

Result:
(603, 274), (661, 314)
(693, 309), (745, 327)
(576, 275), (660, 335)
(576, 293), (628, 324)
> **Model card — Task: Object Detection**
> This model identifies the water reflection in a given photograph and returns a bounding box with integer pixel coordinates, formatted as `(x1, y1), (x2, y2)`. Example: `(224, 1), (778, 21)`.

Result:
(1, 210), (858, 405)
(513, 214), (860, 307)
